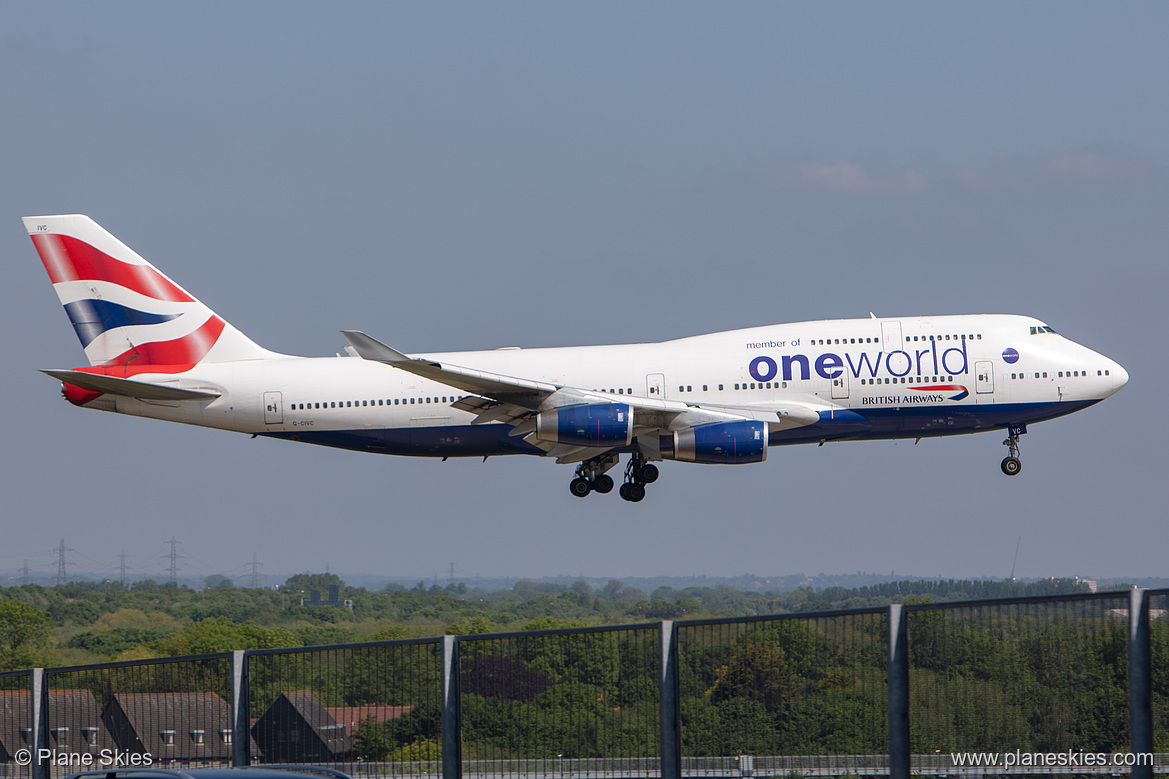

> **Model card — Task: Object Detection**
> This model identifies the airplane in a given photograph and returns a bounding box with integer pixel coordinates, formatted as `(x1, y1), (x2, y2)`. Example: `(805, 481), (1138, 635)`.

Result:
(24, 214), (1128, 502)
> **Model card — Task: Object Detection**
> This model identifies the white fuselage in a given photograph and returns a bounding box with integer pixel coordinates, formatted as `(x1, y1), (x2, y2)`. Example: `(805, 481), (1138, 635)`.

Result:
(77, 314), (1126, 459)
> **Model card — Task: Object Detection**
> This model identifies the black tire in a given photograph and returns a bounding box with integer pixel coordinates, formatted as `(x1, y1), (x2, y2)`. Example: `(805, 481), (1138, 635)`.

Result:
(593, 474), (614, 494)
(637, 463), (659, 484)
(621, 482), (646, 502)
(570, 477), (592, 497)
(1001, 456), (1022, 476)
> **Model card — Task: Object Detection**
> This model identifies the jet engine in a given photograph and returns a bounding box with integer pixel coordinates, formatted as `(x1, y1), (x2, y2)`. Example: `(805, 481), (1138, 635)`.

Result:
(673, 420), (767, 464)
(535, 403), (633, 447)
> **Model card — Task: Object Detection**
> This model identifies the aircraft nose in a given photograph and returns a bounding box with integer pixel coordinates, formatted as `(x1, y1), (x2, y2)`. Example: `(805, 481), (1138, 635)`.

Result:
(1112, 362), (1129, 392)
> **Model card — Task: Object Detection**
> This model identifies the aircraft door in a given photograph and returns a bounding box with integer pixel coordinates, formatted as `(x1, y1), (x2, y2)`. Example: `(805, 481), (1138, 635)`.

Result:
(975, 362), (994, 394)
(646, 373), (665, 399)
(881, 321), (904, 353)
(831, 370), (849, 399)
(263, 391), (283, 424)
(881, 320), (910, 375)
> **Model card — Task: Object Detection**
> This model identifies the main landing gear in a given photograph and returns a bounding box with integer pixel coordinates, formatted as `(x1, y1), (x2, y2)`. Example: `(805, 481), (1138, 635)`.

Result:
(569, 453), (618, 498)
(1001, 424), (1026, 476)
(569, 452), (659, 501)
(618, 451), (659, 503)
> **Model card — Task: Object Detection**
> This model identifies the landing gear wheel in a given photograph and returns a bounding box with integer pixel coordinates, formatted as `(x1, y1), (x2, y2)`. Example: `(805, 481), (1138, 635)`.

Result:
(1000, 423), (1027, 477)
(593, 474), (614, 494)
(572, 453), (619, 498)
(637, 463), (659, 484)
(619, 482), (646, 502)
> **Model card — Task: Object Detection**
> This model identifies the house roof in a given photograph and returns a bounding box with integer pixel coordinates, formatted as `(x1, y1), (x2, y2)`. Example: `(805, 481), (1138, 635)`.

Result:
(105, 692), (232, 760)
(0, 689), (113, 760)
(324, 705), (412, 734)
(251, 691), (353, 758)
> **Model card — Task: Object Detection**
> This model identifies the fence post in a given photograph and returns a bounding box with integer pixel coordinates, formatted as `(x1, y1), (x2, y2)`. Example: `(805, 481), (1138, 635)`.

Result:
(888, 605), (910, 779)
(660, 620), (681, 779)
(231, 650), (250, 766)
(30, 668), (48, 779)
(442, 635), (462, 779)
(1129, 588), (1152, 779)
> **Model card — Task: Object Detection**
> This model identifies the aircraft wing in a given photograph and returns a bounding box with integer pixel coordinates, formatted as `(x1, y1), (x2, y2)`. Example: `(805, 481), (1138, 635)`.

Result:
(341, 330), (556, 407)
(41, 369), (221, 401)
(340, 330), (820, 460)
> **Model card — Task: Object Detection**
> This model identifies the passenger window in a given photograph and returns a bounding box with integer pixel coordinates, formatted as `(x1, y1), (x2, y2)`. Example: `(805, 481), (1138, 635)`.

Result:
(719, 384), (724, 390)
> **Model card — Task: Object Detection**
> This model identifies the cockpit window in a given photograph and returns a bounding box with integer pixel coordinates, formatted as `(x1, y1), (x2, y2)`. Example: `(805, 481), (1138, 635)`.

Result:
(1030, 325), (1058, 335)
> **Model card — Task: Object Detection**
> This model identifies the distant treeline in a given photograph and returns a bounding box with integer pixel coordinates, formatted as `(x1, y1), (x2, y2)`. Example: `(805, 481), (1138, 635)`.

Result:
(0, 574), (1110, 670)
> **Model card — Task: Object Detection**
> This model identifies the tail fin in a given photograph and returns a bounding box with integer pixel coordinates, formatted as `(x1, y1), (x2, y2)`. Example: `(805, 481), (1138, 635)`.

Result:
(24, 214), (281, 372)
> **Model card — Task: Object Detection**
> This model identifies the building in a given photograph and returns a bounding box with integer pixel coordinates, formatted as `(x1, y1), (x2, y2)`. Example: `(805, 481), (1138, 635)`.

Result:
(324, 705), (412, 739)
(299, 585), (353, 610)
(251, 691), (353, 762)
(102, 692), (233, 762)
(0, 690), (114, 764)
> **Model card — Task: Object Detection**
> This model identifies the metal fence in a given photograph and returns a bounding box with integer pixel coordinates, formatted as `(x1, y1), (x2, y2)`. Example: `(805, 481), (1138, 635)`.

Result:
(2, 589), (1167, 779)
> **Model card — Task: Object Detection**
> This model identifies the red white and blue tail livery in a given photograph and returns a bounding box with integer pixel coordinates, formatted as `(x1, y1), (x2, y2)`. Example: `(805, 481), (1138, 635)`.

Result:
(25, 214), (1128, 501)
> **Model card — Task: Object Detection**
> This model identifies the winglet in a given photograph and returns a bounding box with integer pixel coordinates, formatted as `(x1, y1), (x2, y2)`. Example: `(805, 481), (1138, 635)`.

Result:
(340, 330), (425, 364)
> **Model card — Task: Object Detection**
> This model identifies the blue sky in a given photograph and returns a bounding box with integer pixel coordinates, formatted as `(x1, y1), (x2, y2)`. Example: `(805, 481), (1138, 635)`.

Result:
(2, 2), (1166, 586)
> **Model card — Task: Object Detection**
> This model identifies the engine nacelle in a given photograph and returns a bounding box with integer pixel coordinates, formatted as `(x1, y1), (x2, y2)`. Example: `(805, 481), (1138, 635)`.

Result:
(674, 420), (767, 464)
(536, 403), (633, 447)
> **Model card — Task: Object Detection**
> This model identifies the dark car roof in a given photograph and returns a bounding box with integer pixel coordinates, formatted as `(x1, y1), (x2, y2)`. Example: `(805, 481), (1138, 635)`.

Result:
(65, 767), (353, 779)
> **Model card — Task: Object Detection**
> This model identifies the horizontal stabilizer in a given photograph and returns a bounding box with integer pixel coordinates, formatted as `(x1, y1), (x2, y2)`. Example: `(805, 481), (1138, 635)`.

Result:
(41, 370), (220, 401)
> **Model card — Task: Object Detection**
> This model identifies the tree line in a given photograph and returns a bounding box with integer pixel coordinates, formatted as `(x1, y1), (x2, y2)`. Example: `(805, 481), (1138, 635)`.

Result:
(0, 574), (1102, 670)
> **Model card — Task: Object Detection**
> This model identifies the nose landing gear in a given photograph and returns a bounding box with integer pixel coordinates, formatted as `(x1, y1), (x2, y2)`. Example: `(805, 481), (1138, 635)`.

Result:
(1001, 424), (1026, 476)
